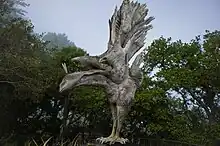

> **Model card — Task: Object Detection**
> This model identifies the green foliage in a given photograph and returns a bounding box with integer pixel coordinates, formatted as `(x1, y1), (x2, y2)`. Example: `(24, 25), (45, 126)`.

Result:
(141, 30), (220, 144)
(0, 0), (29, 26)
(53, 46), (87, 72)
(0, 19), (52, 101)
(42, 32), (76, 51)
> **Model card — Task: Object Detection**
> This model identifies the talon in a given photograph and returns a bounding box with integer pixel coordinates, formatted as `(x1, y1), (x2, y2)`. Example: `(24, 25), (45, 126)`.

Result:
(109, 140), (115, 145)
(96, 136), (129, 145)
(96, 136), (114, 144)
(96, 137), (103, 142)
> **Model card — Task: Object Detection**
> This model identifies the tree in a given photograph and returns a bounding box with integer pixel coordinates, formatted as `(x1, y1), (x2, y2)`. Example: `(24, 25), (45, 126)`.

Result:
(0, 0), (29, 26)
(0, 20), (88, 144)
(142, 30), (220, 144)
(0, 0), (57, 141)
(43, 32), (76, 51)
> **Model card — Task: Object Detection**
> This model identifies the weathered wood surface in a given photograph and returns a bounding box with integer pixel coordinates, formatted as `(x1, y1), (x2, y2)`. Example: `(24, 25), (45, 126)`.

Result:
(59, 0), (154, 144)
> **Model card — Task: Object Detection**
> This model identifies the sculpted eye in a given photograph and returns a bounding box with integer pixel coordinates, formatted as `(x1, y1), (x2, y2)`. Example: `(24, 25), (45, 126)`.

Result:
(60, 80), (66, 86)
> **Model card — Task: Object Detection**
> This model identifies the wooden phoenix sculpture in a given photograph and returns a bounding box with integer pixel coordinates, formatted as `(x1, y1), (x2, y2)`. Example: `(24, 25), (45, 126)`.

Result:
(59, 0), (154, 144)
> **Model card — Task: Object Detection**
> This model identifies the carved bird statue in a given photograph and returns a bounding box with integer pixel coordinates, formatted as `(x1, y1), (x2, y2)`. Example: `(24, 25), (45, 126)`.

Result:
(59, 0), (154, 144)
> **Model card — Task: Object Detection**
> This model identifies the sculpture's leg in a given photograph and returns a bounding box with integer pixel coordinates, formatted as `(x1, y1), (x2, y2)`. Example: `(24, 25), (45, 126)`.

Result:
(110, 105), (129, 145)
(96, 103), (117, 144)
(109, 103), (117, 138)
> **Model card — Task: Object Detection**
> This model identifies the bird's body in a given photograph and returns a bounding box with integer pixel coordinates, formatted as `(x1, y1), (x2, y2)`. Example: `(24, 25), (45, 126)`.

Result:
(96, 75), (138, 144)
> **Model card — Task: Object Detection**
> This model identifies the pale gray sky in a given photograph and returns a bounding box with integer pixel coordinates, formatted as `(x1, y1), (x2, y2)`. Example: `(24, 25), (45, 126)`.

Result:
(25, 0), (220, 55)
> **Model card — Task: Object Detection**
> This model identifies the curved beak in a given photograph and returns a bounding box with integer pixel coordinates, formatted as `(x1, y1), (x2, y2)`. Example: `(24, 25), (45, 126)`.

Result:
(59, 85), (65, 93)
(59, 88), (63, 93)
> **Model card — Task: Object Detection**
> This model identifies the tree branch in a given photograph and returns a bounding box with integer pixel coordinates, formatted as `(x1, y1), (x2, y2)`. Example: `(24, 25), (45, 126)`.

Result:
(0, 80), (16, 84)
(186, 88), (211, 116)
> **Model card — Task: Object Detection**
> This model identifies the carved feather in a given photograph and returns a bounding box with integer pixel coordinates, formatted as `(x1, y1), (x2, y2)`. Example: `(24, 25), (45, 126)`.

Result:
(130, 52), (144, 87)
(106, 0), (154, 59)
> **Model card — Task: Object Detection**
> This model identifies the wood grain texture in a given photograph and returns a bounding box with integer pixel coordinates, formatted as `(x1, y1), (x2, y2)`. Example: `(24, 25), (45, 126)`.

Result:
(59, 0), (154, 144)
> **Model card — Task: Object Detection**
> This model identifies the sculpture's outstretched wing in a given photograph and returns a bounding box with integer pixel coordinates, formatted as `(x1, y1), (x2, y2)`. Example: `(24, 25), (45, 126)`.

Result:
(107, 0), (154, 62)
(59, 69), (111, 93)
(59, 62), (112, 92)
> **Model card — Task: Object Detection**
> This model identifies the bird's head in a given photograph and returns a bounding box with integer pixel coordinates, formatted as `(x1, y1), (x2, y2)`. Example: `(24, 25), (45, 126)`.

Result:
(59, 74), (75, 93)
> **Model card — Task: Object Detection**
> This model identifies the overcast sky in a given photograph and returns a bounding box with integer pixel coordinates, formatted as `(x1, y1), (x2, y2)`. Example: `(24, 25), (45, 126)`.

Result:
(25, 0), (220, 55)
